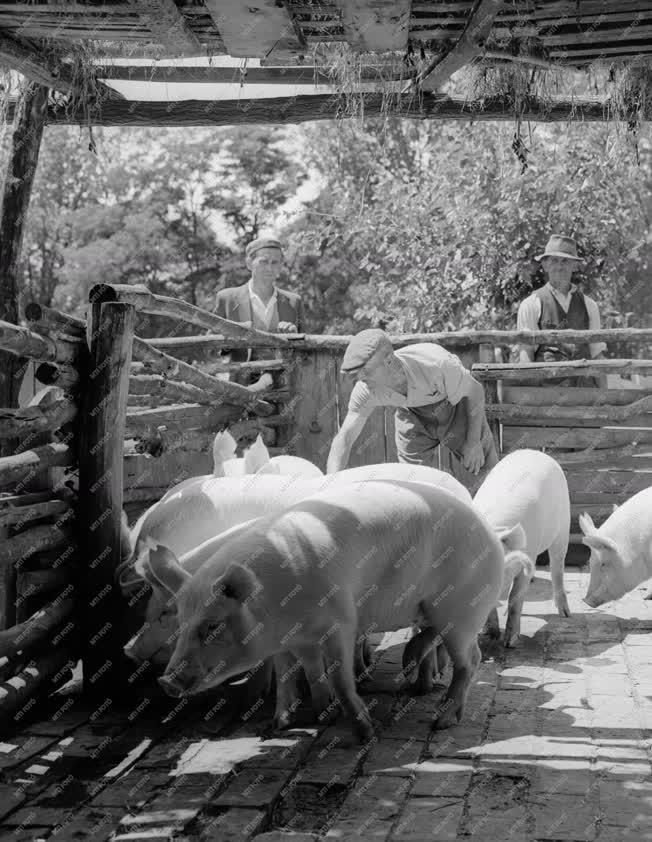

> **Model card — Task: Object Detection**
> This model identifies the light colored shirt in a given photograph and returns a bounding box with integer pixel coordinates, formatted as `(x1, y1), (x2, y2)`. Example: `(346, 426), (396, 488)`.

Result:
(348, 343), (471, 418)
(516, 283), (606, 358)
(248, 281), (279, 330)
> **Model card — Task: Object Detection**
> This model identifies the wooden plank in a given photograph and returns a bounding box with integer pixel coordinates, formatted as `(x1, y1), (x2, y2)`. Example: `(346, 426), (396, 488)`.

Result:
(334, 0), (410, 49)
(203, 0), (304, 57)
(287, 350), (338, 471)
(555, 452), (652, 470)
(565, 470), (652, 495)
(0, 499), (70, 528)
(495, 410), (652, 428)
(503, 426), (652, 451)
(570, 492), (641, 505)
(501, 386), (652, 407)
(125, 402), (244, 434)
(126, 0), (202, 56)
(123, 451), (213, 490)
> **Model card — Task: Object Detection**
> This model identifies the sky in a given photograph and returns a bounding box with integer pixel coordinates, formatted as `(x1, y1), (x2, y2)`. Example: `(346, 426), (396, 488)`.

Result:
(101, 55), (337, 101)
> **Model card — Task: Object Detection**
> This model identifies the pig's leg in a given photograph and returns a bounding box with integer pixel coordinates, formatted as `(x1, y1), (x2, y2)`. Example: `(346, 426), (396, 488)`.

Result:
(504, 571), (530, 648)
(323, 628), (374, 741)
(272, 652), (304, 730)
(483, 606), (501, 638)
(296, 646), (335, 725)
(402, 630), (449, 693)
(432, 636), (481, 730)
(549, 530), (571, 618)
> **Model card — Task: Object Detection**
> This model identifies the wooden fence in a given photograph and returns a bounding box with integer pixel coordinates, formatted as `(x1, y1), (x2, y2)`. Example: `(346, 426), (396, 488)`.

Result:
(0, 283), (651, 729)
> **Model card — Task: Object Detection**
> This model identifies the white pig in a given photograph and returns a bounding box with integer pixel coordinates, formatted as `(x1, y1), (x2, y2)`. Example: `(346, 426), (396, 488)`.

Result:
(149, 481), (504, 739)
(581, 486), (652, 607)
(473, 449), (571, 646)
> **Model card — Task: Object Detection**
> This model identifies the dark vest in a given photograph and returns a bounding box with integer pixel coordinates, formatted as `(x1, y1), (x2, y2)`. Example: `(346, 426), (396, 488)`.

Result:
(534, 285), (591, 362)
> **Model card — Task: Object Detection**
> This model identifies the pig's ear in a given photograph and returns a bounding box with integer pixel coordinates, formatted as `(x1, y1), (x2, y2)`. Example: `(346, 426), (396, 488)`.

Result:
(213, 430), (238, 477)
(496, 523), (527, 553)
(578, 513), (618, 553)
(244, 435), (270, 474)
(212, 564), (257, 604)
(147, 544), (191, 595)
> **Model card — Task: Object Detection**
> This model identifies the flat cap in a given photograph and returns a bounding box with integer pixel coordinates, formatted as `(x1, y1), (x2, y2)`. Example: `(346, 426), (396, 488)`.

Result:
(341, 328), (391, 372)
(245, 237), (283, 260)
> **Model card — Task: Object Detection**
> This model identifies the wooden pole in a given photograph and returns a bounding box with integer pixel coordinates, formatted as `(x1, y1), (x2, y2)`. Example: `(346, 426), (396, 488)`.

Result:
(0, 82), (48, 457)
(78, 301), (135, 700)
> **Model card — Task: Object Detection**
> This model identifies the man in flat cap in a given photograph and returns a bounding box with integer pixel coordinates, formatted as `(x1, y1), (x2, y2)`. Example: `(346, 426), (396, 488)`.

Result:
(215, 237), (304, 389)
(517, 234), (606, 364)
(327, 329), (498, 492)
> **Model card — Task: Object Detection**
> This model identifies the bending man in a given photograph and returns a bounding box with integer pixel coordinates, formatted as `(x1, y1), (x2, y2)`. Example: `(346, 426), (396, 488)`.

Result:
(327, 329), (498, 493)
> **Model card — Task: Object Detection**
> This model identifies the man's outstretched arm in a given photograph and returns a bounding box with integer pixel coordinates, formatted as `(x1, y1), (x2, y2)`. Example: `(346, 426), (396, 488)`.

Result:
(326, 412), (368, 473)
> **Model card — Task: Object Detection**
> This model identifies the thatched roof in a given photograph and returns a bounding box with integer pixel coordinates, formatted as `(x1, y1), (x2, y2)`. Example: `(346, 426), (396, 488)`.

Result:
(2, 1), (652, 124)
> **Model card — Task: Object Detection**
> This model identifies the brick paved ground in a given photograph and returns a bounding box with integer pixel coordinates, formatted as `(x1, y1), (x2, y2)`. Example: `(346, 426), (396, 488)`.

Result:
(1, 569), (652, 841)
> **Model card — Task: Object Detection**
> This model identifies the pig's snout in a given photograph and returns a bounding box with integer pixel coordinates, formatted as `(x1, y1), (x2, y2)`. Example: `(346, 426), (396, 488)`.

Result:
(158, 673), (189, 697)
(582, 592), (601, 609)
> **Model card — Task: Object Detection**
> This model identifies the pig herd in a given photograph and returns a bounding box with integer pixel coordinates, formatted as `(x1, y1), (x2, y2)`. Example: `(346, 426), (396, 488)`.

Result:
(118, 433), (652, 740)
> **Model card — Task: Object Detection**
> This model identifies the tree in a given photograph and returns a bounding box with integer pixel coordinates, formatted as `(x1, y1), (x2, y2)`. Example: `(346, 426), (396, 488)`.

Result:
(284, 118), (652, 335)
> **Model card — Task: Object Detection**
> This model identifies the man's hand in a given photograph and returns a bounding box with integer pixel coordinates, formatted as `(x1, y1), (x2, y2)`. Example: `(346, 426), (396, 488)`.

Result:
(277, 321), (296, 334)
(461, 440), (485, 475)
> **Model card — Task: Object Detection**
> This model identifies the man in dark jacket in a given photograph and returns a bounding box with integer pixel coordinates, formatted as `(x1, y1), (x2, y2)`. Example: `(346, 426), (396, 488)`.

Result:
(214, 237), (303, 389)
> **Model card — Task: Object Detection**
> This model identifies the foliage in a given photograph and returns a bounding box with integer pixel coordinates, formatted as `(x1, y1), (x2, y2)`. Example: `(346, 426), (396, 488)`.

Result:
(285, 117), (652, 334)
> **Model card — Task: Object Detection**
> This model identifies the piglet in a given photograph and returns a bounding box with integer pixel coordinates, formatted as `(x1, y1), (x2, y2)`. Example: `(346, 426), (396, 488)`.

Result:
(474, 449), (571, 646)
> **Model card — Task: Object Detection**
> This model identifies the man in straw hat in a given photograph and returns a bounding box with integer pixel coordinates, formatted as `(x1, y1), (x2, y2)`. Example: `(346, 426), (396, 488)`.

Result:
(516, 234), (606, 364)
(327, 329), (498, 493)
(215, 237), (303, 390)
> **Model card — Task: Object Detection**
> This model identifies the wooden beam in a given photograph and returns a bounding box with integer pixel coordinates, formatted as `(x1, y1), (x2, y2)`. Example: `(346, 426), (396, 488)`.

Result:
(203, 0), (304, 58)
(334, 0), (410, 50)
(2, 92), (632, 126)
(78, 302), (135, 699)
(415, 0), (506, 91)
(126, 0), (202, 56)
(0, 33), (73, 92)
(0, 320), (81, 365)
(473, 359), (652, 381)
(132, 337), (274, 416)
(92, 63), (401, 84)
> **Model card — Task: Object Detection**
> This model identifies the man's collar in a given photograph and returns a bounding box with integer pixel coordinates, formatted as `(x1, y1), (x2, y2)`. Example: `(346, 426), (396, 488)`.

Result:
(248, 279), (278, 304)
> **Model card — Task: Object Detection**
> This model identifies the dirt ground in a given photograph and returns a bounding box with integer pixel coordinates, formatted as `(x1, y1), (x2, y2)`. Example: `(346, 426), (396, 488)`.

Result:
(1, 568), (651, 842)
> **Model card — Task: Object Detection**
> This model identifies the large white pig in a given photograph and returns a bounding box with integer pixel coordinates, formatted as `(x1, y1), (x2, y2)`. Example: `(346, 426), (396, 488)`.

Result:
(473, 449), (571, 646)
(121, 465), (471, 663)
(149, 481), (504, 739)
(581, 486), (652, 607)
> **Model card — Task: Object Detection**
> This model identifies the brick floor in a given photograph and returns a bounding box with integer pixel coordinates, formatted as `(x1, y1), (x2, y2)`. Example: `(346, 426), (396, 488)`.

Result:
(1, 570), (652, 840)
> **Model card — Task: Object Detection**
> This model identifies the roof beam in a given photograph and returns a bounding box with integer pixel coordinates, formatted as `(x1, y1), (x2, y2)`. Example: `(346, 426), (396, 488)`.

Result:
(412, 0), (505, 92)
(202, 0), (305, 58)
(0, 32), (74, 92)
(334, 0), (411, 50)
(3, 92), (636, 126)
(125, 0), (203, 56)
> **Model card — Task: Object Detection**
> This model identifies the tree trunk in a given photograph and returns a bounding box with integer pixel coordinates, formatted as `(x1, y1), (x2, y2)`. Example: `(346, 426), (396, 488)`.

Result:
(0, 82), (48, 455)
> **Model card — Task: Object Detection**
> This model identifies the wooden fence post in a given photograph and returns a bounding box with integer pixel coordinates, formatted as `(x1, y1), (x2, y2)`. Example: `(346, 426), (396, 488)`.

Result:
(479, 342), (501, 455)
(78, 301), (135, 699)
